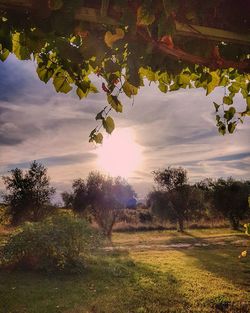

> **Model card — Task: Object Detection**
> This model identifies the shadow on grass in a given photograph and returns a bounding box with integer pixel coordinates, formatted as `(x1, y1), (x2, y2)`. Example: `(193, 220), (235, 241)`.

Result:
(183, 243), (250, 287)
(0, 250), (189, 313)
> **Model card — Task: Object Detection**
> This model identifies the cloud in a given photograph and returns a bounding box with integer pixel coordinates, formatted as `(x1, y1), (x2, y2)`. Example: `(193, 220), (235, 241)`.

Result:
(208, 152), (250, 162)
(1, 152), (96, 173)
(0, 57), (250, 199)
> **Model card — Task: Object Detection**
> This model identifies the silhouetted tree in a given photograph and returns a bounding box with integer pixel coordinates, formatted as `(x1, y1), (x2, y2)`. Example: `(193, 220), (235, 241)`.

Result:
(61, 179), (88, 213)
(62, 172), (136, 238)
(210, 178), (250, 230)
(195, 178), (221, 223)
(150, 167), (203, 231)
(2, 161), (55, 225)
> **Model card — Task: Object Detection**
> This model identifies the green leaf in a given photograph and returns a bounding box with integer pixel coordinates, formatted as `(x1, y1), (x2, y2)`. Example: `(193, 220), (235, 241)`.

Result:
(12, 32), (30, 60)
(206, 71), (220, 95)
(139, 68), (156, 82)
(89, 128), (96, 137)
(0, 48), (9, 61)
(122, 81), (138, 98)
(223, 96), (233, 105)
(70, 35), (82, 47)
(218, 122), (226, 135)
(53, 72), (72, 93)
(159, 72), (170, 84)
(95, 109), (105, 121)
(228, 122), (236, 134)
(103, 116), (115, 134)
(246, 96), (250, 110)
(179, 73), (190, 85)
(224, 107), (236, 121)
(241, 88), (248, 99)
(219, 76), (229, 87)
(76, 87), (86, 99)
(76, 80), (91, 99)
(170, 83), (180, 91)
(90, 84), (98, 94)
(158, 82), (168, 93)
(37, 66), (53, 83)
(213, 102), (220, 112)
(107, 95), (123, 112)
(94, 133), (103, 144)
(228, 82), (241, 94)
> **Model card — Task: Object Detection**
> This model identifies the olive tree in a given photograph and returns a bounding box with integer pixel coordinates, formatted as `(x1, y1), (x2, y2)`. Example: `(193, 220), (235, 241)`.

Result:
(210, 178), (250, 230)
(150, 167), (204, 231)
(62, 172), (136, 238)
(2, 161), (55, 225)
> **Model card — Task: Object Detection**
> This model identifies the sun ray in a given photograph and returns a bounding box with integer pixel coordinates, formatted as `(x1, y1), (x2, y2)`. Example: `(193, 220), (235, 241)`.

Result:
(96, 128), (142, 177)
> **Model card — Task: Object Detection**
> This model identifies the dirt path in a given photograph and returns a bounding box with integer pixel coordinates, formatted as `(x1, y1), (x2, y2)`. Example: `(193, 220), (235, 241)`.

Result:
(105, 235), (249, 251)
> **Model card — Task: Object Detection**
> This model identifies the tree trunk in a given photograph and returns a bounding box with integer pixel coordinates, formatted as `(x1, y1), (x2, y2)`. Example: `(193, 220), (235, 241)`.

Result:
(177, 218), (184, 232)
(229, 214), (239, 230)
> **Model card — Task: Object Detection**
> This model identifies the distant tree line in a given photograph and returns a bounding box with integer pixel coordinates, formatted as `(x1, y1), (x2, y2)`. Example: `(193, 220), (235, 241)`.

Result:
(1, 161), (250, 235)
(1, 161), (136, 237)
(148, 167), (250, 231)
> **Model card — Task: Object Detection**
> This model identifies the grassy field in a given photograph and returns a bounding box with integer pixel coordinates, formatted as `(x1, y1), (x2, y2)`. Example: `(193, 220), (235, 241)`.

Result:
(0, 228), (249, 313)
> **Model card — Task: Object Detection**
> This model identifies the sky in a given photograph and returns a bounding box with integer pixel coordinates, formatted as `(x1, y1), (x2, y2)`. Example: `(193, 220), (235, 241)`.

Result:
(0, 55), (250, 202)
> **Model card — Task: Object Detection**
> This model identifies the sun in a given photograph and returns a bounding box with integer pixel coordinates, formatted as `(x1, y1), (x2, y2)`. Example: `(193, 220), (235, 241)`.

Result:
(96, 128), (142, 177)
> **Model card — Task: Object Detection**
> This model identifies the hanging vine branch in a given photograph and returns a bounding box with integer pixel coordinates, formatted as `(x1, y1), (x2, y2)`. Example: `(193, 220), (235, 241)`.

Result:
(0, 0), (249, 143)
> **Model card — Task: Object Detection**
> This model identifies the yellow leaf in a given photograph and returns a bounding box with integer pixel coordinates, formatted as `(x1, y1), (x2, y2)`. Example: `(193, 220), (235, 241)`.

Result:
(122, 81), (138, 98)
(206, 71), (220, 95)
(94, 133), (103, 144)
(104, 28), (125, 48)
(241, 250), (247, 258)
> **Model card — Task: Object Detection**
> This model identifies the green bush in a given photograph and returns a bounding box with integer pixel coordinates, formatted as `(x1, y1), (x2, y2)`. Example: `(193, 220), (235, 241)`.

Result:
(0, 215), (103, 272)
(0, 205), (9, 225)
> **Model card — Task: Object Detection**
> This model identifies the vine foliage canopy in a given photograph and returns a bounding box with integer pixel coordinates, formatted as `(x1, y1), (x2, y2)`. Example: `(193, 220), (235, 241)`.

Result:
(0, 0), (249, 143)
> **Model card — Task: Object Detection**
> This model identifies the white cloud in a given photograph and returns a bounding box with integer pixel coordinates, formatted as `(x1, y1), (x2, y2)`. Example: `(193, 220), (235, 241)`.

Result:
(0, 57), (249, 199)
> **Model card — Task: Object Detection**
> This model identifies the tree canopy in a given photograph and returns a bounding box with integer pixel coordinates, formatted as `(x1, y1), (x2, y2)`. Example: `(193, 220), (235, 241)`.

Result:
(0, 0), (249, 142)
(209, 177), (250, 230)
(2, 161), (55, 224)
(149, 167), (203, 231)
(62, 171), (136, 237)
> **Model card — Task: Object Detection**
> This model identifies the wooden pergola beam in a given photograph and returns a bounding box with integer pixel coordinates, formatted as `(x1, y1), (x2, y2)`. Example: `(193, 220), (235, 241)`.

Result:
(175, 21), (250, 46)
(1, 1), (249, 47)
(138, 28), (250, 72)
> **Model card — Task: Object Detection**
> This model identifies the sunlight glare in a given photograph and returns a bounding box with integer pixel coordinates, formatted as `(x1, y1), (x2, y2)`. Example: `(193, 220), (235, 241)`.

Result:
(96, 129), (142, 177)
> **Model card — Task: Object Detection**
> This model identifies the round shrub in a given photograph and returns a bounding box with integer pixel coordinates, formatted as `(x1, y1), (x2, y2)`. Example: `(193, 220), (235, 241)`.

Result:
(0, 215), (103, 272)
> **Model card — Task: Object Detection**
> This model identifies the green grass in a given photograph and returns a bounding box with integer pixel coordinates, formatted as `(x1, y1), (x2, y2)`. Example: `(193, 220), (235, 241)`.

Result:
(112, 228), (246, 246)
(0, 228), (249, 313)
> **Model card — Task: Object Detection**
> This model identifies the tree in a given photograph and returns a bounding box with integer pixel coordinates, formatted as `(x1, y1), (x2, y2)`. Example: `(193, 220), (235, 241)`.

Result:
(0, 1), (249, 142)
(153, 167), (188, 192)
(150, 167), (203, 231)
(62, 179), (88, 213)
(2, 161), (56, 225)
(62, 172), (136, 238)
(210, 178), (250, 230)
